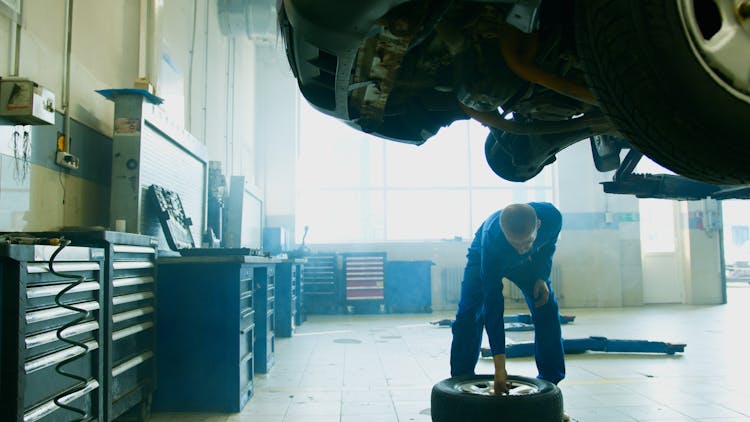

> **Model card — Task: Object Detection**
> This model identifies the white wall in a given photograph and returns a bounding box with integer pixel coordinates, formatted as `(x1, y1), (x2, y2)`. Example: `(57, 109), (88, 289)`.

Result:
(1, 1), (140, 134)
(555, 142), (644, 307)
(0, 0), (260, 230)
(255, 44), (299, 236)
(679, 200), (725, 304)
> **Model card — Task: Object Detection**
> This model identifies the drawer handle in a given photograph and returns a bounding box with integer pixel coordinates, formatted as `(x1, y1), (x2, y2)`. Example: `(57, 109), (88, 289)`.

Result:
(241, 308), (254, 319)
(240, 323), (255, 335)
(240, 351), (254, 363)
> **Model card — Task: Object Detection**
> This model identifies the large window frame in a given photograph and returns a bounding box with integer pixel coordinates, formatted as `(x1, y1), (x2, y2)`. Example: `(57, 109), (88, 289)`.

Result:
(295, 99), (558, 243)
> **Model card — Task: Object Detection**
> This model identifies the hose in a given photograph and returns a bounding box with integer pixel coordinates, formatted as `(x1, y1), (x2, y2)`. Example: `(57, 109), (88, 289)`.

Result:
(498, 24), (597, 105)
(48, 238), (90, 421)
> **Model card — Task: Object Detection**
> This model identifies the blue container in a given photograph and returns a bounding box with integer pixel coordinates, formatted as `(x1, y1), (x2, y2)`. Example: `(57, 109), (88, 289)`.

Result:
(385, 261), (433, 313)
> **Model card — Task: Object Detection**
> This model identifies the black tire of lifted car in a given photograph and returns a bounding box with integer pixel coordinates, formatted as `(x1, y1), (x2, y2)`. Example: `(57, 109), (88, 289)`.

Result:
(575, 0), (750, 184)
(430, 375), (564, 422)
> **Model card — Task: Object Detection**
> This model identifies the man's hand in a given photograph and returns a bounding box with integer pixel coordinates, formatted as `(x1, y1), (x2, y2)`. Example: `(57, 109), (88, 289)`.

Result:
(533, 279), (549, 308)
(492, 354), (509, 395)
(494, 368), (509, 395)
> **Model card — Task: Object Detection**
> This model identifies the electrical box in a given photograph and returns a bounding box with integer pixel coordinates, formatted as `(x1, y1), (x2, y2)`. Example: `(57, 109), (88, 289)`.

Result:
(0, 78), (55, 125)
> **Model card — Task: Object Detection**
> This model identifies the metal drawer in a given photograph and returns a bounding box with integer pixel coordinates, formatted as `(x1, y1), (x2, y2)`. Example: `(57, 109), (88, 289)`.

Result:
(238, 354), (253, 409)
(240, 290), (253, 316)
(23, 350), (98, 413)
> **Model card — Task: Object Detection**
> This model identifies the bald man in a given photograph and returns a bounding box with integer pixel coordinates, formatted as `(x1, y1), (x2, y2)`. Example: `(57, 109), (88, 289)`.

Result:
(450, 202), (565, 394)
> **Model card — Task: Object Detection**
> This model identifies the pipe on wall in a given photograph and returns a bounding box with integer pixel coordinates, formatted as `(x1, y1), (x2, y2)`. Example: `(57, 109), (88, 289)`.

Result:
(8, 0), (23, 76)
(62, 0), (73, 149)
(138, 0), (162, 90)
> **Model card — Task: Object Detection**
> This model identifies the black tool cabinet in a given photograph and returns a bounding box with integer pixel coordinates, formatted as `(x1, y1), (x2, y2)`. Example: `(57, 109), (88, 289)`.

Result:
(301, 254), (340, 314)
(1, 243), (106, 422)
(153, 256), (277, 412)
(62, 231), (158, 421)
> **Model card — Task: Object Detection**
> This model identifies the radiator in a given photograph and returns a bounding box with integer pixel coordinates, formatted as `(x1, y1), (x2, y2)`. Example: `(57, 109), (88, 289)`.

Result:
(506, 264), (563, 302)
(441, 264), (562, 305)
(551, 265), (563, 300)
(441, 266), (463, 304)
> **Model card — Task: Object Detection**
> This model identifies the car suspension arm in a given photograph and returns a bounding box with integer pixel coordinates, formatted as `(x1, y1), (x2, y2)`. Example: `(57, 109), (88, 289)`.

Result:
(460, 103), (610, 135)
(499, 24), (598, 105)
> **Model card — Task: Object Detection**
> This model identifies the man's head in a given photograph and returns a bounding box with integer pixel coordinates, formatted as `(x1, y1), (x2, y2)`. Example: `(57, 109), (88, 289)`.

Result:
(500, 203), (541, 254)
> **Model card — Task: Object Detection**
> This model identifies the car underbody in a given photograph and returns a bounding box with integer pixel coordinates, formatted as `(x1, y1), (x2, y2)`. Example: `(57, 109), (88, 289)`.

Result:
(279, 0), (750, 200)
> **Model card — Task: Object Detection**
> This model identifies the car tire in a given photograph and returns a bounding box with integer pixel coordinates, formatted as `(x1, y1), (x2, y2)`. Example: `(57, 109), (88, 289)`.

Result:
(431, 374), (564, 422)
(575, 0), (750, 184)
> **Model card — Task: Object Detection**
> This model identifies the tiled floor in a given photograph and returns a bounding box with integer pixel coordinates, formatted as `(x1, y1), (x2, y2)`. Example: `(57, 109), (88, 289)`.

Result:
(150, 284), (750, 421)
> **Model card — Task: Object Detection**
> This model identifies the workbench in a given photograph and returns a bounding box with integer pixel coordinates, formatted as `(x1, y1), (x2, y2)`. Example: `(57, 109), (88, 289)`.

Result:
(152, 255), (279, 413)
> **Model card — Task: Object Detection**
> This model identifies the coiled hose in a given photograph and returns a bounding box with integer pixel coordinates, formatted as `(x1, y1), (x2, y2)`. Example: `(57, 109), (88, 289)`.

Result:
(48, 238), (90, 421)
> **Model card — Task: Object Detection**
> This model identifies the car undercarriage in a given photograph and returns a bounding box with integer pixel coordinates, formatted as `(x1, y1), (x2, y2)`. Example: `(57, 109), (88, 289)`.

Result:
(279, 0), (750, 200)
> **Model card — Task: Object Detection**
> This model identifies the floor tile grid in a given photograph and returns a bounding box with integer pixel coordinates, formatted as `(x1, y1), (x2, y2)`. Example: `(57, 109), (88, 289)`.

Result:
(150, 286), (750, 422)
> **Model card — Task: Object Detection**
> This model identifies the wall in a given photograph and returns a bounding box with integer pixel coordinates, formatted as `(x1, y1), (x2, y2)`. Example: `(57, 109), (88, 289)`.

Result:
(0, 0), (259, 232)
(679, 200), (725, 304)
(554, 142), (644, 307)
(254, 44), (299, 238)
(1, 1), (140, 135)
(0, 113), (111, 230)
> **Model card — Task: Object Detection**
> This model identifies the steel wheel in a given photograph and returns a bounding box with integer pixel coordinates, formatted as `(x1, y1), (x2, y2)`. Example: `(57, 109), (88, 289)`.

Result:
(677, 0), (750, 103)
(454, 378), (540, 396)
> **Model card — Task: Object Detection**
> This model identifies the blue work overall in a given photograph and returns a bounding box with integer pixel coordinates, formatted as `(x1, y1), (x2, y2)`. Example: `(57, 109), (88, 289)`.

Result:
(449, 202), (566, 385)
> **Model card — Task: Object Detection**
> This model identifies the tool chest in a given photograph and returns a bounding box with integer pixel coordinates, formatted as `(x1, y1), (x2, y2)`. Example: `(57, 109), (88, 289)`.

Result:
(1, 243), (106, 422)
(301, 254), (340, 314)
(342, 252), (386, 313)
(75, 232), (157, 421)
(154, 256), (277, 412)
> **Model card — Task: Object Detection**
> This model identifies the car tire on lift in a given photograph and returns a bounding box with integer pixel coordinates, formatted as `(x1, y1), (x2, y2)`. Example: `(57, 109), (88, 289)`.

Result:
(431, 374), (564, 422)
(575, 0), (750, 185)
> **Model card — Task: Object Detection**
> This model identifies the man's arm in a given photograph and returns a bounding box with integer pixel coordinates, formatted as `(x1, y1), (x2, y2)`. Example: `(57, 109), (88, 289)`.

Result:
(530, 206), (562, 281)
(481, 268), (506, 359)
(480, 222), (508, 381)
(493, 354), (509, 395)
(530, 242), (556, 281)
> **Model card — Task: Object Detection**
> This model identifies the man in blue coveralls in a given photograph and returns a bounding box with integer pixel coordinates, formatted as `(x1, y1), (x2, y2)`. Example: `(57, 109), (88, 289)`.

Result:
(450, 202), (565, 395)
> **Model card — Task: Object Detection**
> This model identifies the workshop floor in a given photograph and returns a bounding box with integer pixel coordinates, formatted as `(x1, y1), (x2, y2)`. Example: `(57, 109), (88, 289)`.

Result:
(150, 284), (750, 422)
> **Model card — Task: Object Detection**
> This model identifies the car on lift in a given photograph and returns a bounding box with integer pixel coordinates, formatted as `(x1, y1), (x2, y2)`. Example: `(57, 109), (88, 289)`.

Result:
(278, 0), (750, 200)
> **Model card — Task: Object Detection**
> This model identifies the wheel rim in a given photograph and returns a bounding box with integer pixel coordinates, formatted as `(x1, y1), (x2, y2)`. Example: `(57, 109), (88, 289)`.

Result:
(455, 379), (540, 396)
(678, 0), (750, 102)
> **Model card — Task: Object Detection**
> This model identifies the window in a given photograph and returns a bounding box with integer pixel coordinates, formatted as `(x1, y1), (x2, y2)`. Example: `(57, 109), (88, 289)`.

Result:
(296, 98), (557, 242)
(639, 199), (676, 253)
